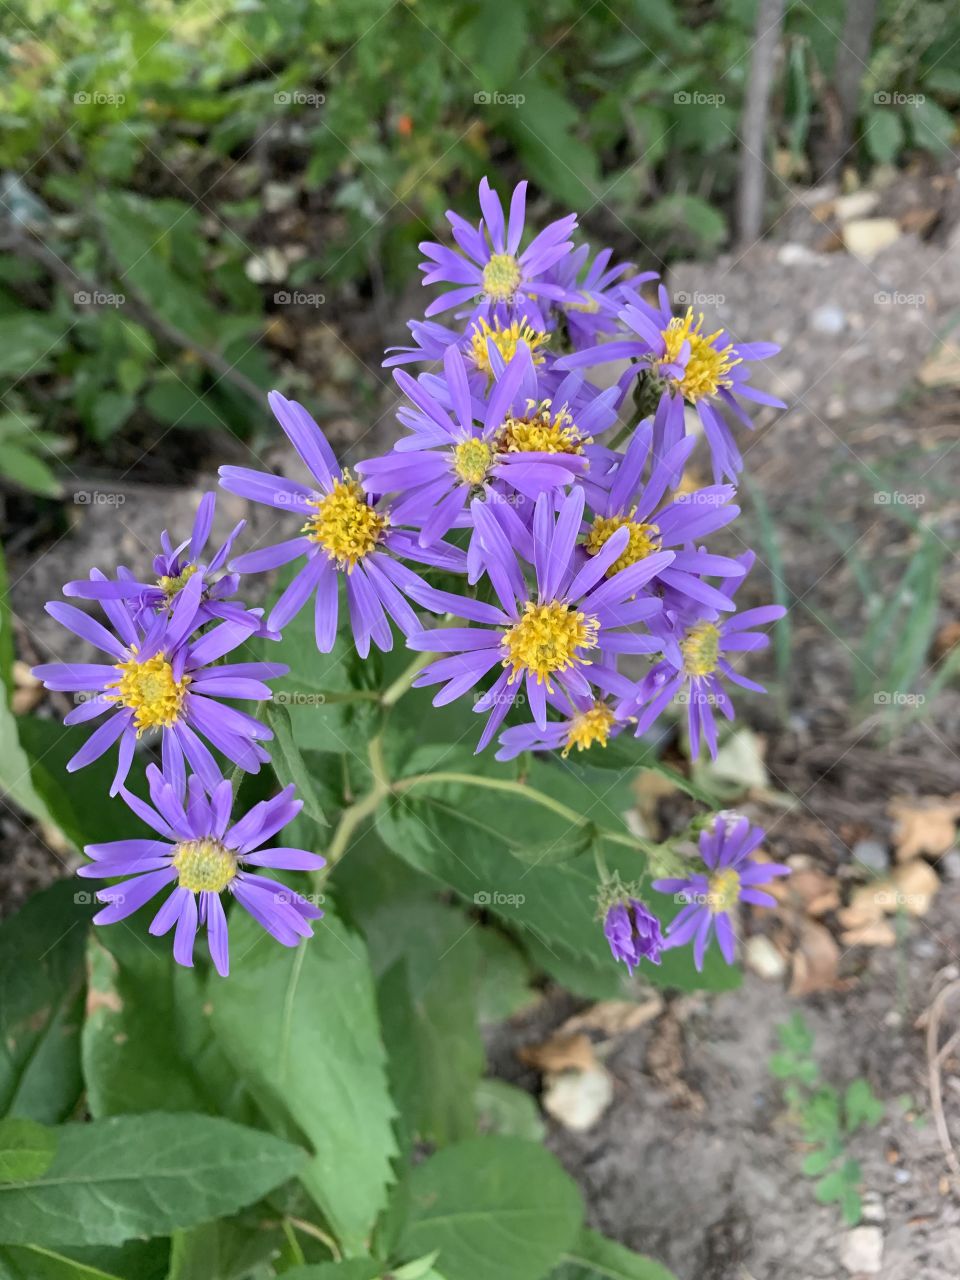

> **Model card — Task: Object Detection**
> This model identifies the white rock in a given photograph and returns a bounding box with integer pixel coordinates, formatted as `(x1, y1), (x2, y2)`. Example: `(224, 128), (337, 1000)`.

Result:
(834, 191), (879, 222)
(542, 1068), (614, 1132)
(840, 1225), (883, 1275)
(745, 935), (787, 981)
(811, 304), (847, 335)
(244, 247), (288, 284)
(843, 218), (900, 260)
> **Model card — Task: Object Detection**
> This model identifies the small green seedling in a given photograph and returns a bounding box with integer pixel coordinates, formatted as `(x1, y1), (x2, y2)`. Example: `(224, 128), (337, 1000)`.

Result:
(770, 1014), (885, 1225)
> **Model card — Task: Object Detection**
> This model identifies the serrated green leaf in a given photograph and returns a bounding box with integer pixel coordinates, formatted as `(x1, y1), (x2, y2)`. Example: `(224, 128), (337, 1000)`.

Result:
(265, 701), (329, 826)
(399, 1136), (583, 1280)
(475, 1079), (545, 1142)
(208, 910), (397, 1257)
(0, 1113), (305, 1247)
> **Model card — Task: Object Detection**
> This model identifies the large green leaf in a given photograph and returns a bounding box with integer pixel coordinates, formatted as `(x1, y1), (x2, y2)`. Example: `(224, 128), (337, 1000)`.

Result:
(0, 1118), (56, 1181)
(553, 1229), (677, 1279)
(398, 1136), (583, 1280)
(0, 1113), (305, 1247)
(208, 909), (397, 1257)
(281, 1265), (382, 1280)
(81, 925), (251, 1121)
(0, 879), (86, 1123)
(167, 1218), (285, 1280)
(0, 1245), (126, 1279)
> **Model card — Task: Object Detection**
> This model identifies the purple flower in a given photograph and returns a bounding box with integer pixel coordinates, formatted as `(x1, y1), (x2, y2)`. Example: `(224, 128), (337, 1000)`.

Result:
(653, 813), (790, 969)
(623, 551), (785, 758)
(62, 492), (264, 633)
(418, 177), (579, 325)
(32, 576), (284, 793)
(384, 313), (553, 381)
(219, 391), (466, 658)
(358, 344), (617, 560)
(603, 898), (664, 973)
(404, 486), (674, 751)
(558, 284), (785, 482)
(545, 244), (653, 350)
(583, 417), (746, 613)
(80, 764), (325, 976)
(495, 690), (629, 762)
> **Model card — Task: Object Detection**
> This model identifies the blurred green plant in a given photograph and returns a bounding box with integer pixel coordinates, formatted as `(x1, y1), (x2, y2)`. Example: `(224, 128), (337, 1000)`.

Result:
(0, 0), (957, 487)
(770, 1013), (885, 1226)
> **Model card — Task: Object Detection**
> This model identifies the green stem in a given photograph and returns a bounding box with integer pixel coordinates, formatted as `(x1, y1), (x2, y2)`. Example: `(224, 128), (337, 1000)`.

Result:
(380, 649), (433, 707)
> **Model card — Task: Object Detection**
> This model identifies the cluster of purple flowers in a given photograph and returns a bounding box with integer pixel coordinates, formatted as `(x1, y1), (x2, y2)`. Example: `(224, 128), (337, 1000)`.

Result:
(35, 177), (789, 978)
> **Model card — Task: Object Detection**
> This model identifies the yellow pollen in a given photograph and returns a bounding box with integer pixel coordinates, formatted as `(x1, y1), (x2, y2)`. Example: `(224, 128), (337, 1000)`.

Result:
(659, 308), (741, 402)
(107, 652), (190, 736)
(585, 510), (662, 577)
(502, 600), (599, 690)
(470, 316), (549, 376)
(681, 622), (721, 677)
(173, 837), (237, 894)
(482, 252), (522, 301)
(563, 702), (616, 756)
(453, 437), (493, 486)
(302, 473), (385, 570)
(706, 867), (741, 913)
(566, 293), (600, 314)
(156, 563), (199, 600)
(497, 400), (590, 456)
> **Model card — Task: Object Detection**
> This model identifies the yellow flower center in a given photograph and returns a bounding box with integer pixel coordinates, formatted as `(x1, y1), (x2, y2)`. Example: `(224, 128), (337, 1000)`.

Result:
(173, 837), (237, 894)
(497, 401), (589, 456)
(706, 867), (741, 913)
(563, 701), (616, 756)
(156, 563), (199, 600)
(482, 252), (522, 300)
(302, 473), (385, 570)
(659, 308), (741, 403)
(108, 652), (190, 736)
(585, 511), (662, 577)
(470, 316), (549, 376)
(566, 294), (600, 314)
(453, 437), (493, 486)
(681, 622), (721, 677)
(502, 600), (599, 690)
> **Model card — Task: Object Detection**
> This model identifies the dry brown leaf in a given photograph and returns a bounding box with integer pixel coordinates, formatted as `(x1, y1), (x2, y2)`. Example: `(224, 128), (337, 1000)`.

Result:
(888, 859), (940, 916)
(560, 998), (663, 1040)
(932, 620), (960, 662)
(789, 920), (842, 996)
(783, 866), (841, 917)
(837, 883), (887, 930)
(840, 920), (898, 948)
(889, 795), (960, 862)
(518, 1032), (597, 1075)
(919, 340), (960, 389)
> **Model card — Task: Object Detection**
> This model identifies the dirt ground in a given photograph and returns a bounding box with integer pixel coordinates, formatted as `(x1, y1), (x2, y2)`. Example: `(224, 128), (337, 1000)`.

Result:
(5, 165), (960, 1278)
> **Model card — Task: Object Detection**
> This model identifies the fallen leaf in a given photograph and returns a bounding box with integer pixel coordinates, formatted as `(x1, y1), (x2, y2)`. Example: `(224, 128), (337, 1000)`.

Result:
(542, 1067), (613, 1132)
(789, 920), (841, 996)
(838, 883), (887, 930)
(888, 859), (940, 916)
(889, 795), (960, 862)
(560, 998), (663, 1039)
(518, 1032), (597, 1075)
(932, 620), (960, 662)
(843, 216), (900, 258)
(840, 920), (898, 948)
(919, 341), (960, 389)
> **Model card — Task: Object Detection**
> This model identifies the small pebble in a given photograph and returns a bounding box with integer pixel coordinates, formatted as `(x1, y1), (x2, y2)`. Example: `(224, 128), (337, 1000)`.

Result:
(852, 838), (889, 875)
(840, 1225), (883, 1275)
(811, 304), (847, 335)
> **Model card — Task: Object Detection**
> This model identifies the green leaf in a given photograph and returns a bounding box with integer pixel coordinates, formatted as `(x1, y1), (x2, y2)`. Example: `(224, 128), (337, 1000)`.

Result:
(800, 1147), (834, 1177)
(266, 701), (329, 826)
(843, 1078), (884, 1131)
(475, 1080), (545, 1142)
(863, 107), (904, 165)
(399, 1136), (583, 1280)
(0, 315), (67, 379)
(0, 442), (61, 497)
(167, 1218), (285, 1280)
(0, 1113), (305, 1247)
(280, 1265), (381, 1280)
(553, 1227), (678, 1279)
(0, 1118), (56, 1182)
(0, 879), (86, 1123)
(0, 1244), (125, 1279)
(81, 926), (250, 1121)
(208, 909), (397, 1257)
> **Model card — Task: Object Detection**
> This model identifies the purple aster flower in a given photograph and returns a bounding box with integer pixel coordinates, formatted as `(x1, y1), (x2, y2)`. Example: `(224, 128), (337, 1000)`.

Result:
(545, 244), (654, 350)
(582, 417), (746, 613)
(61, 492), (265, 634)
(80, 764), (324, 976)
(418, 177), (580, 326)
(404, 486), (674, 751)
(653, 813), (790, 969)
(32, 577), (284, 793)
(383, 313), (553, 382)
(622, 552), (786, 759)
(358, 344), (617, 564)
(218, 390), (466, 658)
(557, 284), (785, 482)
(495, 689), (629, 762)
(603, 897), (665, 973)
